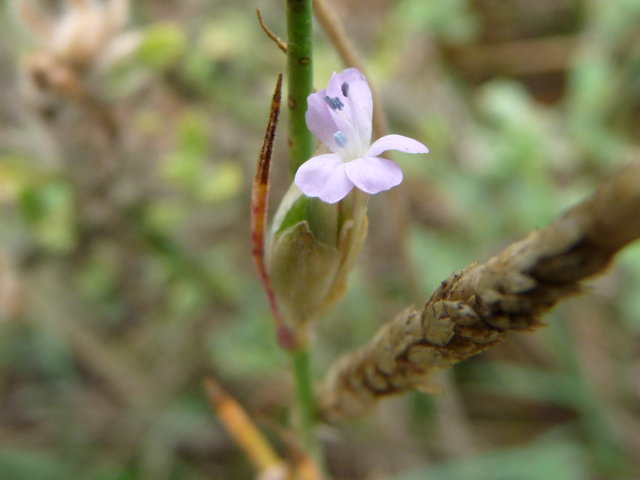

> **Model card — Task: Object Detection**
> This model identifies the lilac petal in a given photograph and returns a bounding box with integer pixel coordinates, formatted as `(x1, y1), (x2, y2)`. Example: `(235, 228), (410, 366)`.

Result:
(294, 154), (354, 204)
(344, 156), (403, 195)
(325, 68), (373, 151)
(306, 91), (340, 151)
(367, 134), (429, 157)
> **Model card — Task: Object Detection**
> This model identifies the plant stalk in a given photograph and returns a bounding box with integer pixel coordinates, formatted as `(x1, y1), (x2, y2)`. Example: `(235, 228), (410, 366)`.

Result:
(285, 0), (323, 470)
(289, 346), (323, 468)
(286, 0), (314, 175)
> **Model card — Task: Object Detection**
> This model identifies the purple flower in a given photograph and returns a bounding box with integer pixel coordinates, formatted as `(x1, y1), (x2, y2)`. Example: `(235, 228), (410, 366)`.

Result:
(294, 68), (429, 204)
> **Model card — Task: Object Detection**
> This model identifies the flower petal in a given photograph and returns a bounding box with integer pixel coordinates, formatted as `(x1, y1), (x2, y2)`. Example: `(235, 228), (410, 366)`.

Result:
(344, 156), (403, 195)
(367, 134), (429, 157)
(324, 68), (373, 156)
(306, 91), (340, 151)
(295, 154), (354, 204)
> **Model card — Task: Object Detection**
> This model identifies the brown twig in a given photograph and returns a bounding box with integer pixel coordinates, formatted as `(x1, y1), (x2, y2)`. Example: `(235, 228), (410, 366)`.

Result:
(318, 160), (640, 422)
(312, 0), (387, 138)
(256, 9), (288, 54)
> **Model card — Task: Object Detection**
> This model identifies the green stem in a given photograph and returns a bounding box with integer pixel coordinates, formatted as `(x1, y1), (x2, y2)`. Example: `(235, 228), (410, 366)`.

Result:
(285, 0), (322, 470)
(289, 346), (323, 467)
(286, 0), (314, 175)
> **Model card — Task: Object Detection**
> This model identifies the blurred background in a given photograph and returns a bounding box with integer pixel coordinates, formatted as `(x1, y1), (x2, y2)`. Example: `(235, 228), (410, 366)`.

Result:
(1, 0), (640, 479)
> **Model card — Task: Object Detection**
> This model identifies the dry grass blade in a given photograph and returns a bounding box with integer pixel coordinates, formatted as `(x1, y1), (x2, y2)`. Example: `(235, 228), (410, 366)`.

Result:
(203, 378), (287, 477)
(318, 160), (640, 422)
(258, 418), (324, 480)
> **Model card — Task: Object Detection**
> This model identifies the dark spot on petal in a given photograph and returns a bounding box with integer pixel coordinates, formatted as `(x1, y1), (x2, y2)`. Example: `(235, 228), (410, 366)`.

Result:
(298, 57), (310, 66)
(341, 82), (349, 97)
(333, 131), (348, 148)
(324, 95), (344, 111)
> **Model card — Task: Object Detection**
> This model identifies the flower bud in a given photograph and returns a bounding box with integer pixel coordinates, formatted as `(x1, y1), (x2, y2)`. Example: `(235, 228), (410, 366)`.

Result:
(266, 183), (368, 333)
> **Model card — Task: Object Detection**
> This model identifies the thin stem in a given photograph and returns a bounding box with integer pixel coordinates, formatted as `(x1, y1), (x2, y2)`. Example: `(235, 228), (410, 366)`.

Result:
(289, 347), (323, 468)
(286, 0), (323, 470)
(286, 0), (314, 175)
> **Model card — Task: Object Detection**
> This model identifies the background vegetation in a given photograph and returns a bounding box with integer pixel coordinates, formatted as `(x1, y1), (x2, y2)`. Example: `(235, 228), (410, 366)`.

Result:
(1, 0), (640, 478)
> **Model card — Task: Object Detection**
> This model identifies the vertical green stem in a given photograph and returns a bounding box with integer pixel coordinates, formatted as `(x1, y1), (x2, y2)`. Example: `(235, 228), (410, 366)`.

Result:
(289, 347), (321, 464)
(286, 0), (314, 175)
(286, 0), (322, 470)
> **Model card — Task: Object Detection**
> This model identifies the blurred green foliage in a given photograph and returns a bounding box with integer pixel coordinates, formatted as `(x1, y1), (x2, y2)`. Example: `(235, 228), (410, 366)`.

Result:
(398, 0), (477, 44)
(394, 436), (588, 480)
(0, 0), (639, 479)
(137, 23), (187, 70)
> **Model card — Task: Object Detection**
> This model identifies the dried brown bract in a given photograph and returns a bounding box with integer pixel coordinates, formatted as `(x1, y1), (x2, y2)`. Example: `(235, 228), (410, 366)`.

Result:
(318, 160), (640, 422)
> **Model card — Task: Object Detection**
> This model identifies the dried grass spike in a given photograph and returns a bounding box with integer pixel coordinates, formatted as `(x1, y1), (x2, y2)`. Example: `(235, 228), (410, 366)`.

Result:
(318, 161), (640, 422)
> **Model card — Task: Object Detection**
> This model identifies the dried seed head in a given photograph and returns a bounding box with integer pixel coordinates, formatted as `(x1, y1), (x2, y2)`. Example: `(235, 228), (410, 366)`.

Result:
(317, 161), (640, 422)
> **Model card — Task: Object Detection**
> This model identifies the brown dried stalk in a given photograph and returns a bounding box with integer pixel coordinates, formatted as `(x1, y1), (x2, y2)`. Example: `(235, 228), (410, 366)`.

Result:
(203, 378), (287, 478)
(318, 161), (640, 422)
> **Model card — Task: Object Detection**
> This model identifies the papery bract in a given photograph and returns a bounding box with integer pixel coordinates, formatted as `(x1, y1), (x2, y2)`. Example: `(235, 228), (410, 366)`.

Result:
(295, 68), (429, 204)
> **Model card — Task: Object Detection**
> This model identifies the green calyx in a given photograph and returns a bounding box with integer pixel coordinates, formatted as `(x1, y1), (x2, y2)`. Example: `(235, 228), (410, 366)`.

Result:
(267, 185), (368, 333)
